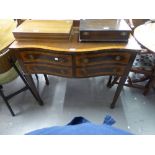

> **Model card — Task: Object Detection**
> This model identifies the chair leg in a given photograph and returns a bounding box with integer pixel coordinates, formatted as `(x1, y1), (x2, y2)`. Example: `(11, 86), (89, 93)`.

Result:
(107, 76), (120, 88)
(35, 74), (39, 80)
(0, 86), (15, 116)
(127, 76), (133, 86)
(107, 76), (113, 88)
(131, 75), (150, 83)
(143, 77), (154, 95)
(35, 74), (49, 85)
(44, 74), (49, 85)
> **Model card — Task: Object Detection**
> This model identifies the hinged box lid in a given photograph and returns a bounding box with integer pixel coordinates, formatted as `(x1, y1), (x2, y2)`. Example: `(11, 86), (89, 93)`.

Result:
(13, 20), (73, 41)
(79, 19), (131, 32)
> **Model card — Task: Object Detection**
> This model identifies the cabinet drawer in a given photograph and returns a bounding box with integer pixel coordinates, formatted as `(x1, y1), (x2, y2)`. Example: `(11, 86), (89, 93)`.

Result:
(19, 51), (72, 66)
(75, 52), (130, 66)
(24, 63), (73, 77)
(76, 65), (125, 77)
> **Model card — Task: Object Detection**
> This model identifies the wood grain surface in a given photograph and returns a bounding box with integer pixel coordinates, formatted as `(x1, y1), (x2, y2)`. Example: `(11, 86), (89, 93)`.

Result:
(13, 20), (73, 40)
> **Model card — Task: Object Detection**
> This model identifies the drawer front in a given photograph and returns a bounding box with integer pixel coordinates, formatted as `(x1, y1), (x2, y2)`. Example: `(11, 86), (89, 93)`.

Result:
(80, 31), (130, 42)
(76, 65), (125, 78)
(19, 51), (72, 66)
(24, 63), (73, 77)
(75, 52), (130, 66)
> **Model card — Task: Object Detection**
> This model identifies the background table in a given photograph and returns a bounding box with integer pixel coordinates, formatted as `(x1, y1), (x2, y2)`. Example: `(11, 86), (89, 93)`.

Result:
(134, 22), (155, 89)
(134, 22), (155, 53)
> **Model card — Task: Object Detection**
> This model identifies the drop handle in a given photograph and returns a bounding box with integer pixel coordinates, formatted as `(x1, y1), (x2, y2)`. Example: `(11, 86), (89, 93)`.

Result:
(121, 32), (127, 36)
(54, 57), (59, 61)
(51, 57), (60, 62)
(29, 55), (34, 60)
(115, 56), (121, 61)
(83, 32), (89, 36)
(52, 57), (65, 63)
(83, 58), (89, 63)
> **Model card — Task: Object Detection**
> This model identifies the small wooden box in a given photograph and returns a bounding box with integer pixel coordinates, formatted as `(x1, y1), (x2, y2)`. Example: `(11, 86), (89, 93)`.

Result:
(79, 19), (132, 42)
(13, 20), (73, 41)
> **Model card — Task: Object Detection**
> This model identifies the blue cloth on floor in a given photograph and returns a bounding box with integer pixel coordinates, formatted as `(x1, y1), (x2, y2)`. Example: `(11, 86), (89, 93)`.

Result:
(26, 116), (132, 135)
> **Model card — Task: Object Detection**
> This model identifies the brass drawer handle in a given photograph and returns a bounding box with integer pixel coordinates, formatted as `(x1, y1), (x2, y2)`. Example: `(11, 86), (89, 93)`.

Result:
(51, 57), (60, 62)
(83, 58), (89, 63)
(121, 32), (127, 36)
(51, 57), (65, 63)
(54, 57), (59, 61)
(83, 32), (89, 36)
(115, 56), (121, 61)
(29, 54), (34, 60)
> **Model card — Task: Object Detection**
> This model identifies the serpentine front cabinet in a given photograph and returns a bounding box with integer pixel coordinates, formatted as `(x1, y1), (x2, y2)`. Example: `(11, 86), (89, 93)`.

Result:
(9, 27), (141, 108)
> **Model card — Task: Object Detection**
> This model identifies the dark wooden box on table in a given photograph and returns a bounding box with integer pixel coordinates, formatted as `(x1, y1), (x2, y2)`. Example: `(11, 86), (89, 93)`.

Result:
(79, 19), (132, 42)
